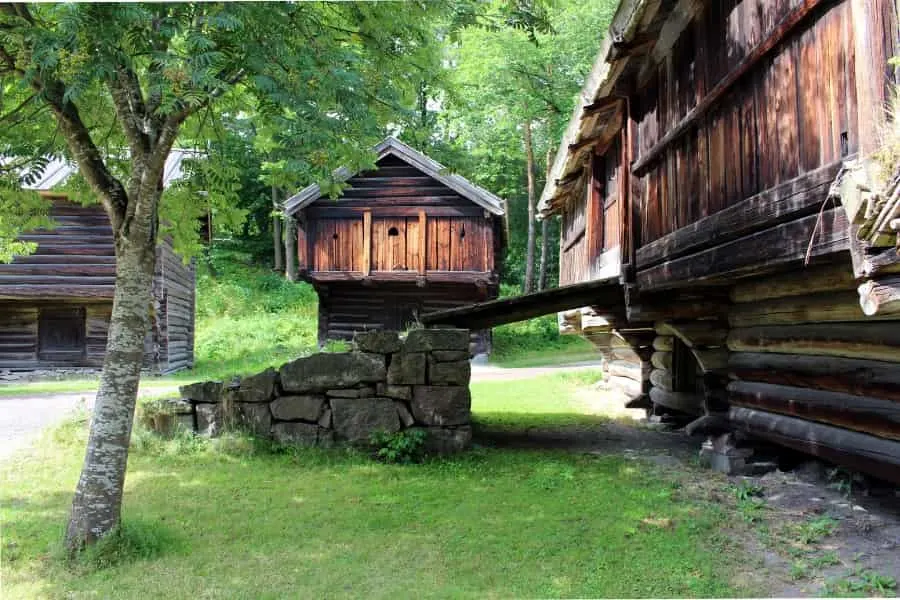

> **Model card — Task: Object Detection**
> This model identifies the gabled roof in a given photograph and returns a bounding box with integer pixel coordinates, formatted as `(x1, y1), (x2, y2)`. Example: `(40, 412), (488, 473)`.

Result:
(16, 149), (195, 191)
(284, 136), (506, 216)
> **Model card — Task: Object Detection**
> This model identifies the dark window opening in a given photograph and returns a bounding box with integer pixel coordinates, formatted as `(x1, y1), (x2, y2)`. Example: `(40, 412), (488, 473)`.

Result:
(672, 337), (699, 393)
(459, 226), (466, 239)
(840, 132), (849, 158)
(38, 307), (86, 360)
(388, 227), (399, 237)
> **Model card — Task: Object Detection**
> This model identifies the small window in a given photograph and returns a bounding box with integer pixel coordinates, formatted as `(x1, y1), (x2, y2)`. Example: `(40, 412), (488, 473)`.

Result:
(387, 227), (399, 237)
(38, 307), (86, 360)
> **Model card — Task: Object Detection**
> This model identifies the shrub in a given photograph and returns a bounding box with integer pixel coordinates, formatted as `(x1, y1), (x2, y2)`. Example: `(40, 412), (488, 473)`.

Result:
(369, 429), (428, 464)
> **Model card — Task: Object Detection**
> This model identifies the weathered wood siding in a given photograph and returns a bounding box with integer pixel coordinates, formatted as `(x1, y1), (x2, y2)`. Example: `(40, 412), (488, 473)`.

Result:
(317, 282), (492, 355)
(0, 198), (195, 372)
(301, 154), (498, 280)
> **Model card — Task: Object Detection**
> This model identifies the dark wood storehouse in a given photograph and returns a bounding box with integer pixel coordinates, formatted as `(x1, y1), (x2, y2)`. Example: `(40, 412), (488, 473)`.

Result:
(284, 137), (505, 354)
(537, 0), (900, 481)
(0, 154), (196, 373)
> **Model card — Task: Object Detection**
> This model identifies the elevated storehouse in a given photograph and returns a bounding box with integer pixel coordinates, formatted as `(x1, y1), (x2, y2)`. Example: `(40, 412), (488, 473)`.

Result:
(0, 154), (196, 373)
(537, 0), (900, 481)
(284, 137), (505, 354)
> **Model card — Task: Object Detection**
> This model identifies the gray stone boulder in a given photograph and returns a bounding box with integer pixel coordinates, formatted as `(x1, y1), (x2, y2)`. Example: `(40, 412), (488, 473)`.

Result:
(318, 407), (332, 428)
(330, 397), (400, 442)
(376, 383), (412, 401)
(271, 395), (324, 422)
(403, 329), (469, 352)
(280, 352), (386, 393)
(387, 352), (426, 385)
(395, 401), (415, 427)
(272, 422), (319, 446)
(237, 368), (277, 403)
(180, 381), (224, 404)
(410, 386), (470, 426)
(195, 402), (231, 436)
(428, 359), (471, 386)
(237, 403), (272, 437)
(353, 330), (402, 354)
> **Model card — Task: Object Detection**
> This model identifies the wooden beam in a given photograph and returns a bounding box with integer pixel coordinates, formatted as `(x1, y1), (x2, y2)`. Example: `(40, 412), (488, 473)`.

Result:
(728, 290), (887, 327)
(636, 209), (850, 291)
(296, 218), (308, 272)
(858, 276), (900, 316)
(362, 210), (372, 277)
(580, 96), (623, 118)
(730, 262), (856, 303)
(308, 205), (484, 219)
(420, 277), (624, 330)
(632, 0), (828, 175)
(635, 161), (842, 270)
(729, 352), (900, 402)
(729, 407), (900, 484)
(649, 387), (704, 415)
(418, 210), (427, 275)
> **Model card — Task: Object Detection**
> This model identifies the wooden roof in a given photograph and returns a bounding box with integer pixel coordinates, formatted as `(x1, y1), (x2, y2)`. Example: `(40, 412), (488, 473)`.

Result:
(17, 149), (195, 190)
(284, 137), (506, 217)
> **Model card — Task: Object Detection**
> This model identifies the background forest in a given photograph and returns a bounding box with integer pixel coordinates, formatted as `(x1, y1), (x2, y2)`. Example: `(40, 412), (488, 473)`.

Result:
(212, 0), (618, 292)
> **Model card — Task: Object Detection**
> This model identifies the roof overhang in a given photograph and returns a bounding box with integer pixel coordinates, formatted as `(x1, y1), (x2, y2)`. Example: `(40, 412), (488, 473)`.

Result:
(284, 136), (506, 217)
(538, 0), (660, 218)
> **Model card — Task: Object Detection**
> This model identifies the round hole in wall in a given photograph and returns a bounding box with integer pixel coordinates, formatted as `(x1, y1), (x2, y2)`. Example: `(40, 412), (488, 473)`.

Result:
(388, 226), (399, 237)
(459, 226), (466, 239)
(332, 233), (339, 240)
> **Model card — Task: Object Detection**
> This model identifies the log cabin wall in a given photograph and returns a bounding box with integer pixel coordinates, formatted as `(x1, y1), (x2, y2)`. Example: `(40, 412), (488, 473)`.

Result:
(288, 138), (505, 353)
(0, 198), (195, 372)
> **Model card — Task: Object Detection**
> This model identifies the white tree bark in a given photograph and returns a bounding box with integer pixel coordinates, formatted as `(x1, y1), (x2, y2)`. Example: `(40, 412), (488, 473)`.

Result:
(523, 118), (536, 294)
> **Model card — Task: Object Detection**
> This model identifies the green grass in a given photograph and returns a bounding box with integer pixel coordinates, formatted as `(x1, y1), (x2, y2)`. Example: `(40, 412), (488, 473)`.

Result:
(1, 372), (749, 599)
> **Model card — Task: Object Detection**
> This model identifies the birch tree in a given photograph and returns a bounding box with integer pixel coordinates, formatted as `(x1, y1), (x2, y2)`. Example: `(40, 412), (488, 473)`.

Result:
(0, 1), (445, 551)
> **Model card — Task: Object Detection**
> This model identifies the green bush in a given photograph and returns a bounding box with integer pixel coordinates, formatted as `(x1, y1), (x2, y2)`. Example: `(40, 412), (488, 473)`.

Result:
(369, 429), (428, 464)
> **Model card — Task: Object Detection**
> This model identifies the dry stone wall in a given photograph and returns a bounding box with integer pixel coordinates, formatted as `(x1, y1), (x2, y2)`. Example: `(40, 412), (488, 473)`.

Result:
(173, 329), (472, 453)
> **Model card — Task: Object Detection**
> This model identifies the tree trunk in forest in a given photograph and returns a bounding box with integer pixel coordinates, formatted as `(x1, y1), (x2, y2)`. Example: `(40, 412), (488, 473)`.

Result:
(273, 186), (284, 272)
(65, 197), (158, 550)
(538, 218), (549, 290)
(523, 118), (536, 294)
(538, 147), (553, 291)
(285, 216), (298, 282)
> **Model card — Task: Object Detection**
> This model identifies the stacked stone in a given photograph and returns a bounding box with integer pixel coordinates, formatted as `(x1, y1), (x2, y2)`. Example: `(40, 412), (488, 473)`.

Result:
(176, 328), (472, 454)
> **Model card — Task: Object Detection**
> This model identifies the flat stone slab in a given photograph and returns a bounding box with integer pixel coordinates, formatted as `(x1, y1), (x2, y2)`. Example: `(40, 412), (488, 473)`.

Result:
(270, 395), (324, 422)
(330, 397), (400, 442)
(280, 352), (386, 393)
(180, 381), (224, 404)
(387, 352), (426, 385)
(237, 368), (277, 403)
(404, 329), (470, 352)
(237, 403), (272, 437)
(428, 359), (470, 386)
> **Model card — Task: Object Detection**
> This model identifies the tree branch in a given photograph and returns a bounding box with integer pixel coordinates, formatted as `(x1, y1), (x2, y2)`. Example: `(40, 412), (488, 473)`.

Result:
(107, 64), (151, 159)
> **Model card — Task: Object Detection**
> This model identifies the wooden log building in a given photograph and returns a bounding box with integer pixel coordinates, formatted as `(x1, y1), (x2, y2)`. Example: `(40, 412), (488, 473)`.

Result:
(0, 154), (196, 373)
(425, 0), (900, 482)
(284, 137), (505, 354)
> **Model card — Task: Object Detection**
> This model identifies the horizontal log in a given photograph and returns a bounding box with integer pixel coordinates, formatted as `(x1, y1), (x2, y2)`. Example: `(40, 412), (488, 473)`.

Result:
(730, 263), (856, 303)
(728, 291), (879, 327)
(657, 321), (729, 348)
(729, 407), (900, 484)
(727, 324), (900, 362)
(312, 271), (496, 286)
(0, 285), (115, 300)
(0, 275), (116, 286)
(637, 163), (841, 269)
(652, 336), (674, 351)
(626, 299), (726, 322)
(11, 255), (116, 265)
(636, 209), (849, 291)
(307, 205), (484, 218)
(860, 247), (900, 277)
(857, 276), (900, 316)
(649, 368), (673, 392)
(650, 351), (672, 370)
(0, 264), (116, 277)
(729, 381), (900, 441)
(729, 352), (900, 402)
(692, 349), (730, 373)
(649, 387), (704, 416)
(684, 414), (731, 436)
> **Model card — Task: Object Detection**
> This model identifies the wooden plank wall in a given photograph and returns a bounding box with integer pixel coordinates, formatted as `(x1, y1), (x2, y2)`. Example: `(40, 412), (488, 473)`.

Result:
(634, 0), (858, 247)
(159, 242), (195, 373)
(318, 282), (493, 354)
(305, 154), (497, 277)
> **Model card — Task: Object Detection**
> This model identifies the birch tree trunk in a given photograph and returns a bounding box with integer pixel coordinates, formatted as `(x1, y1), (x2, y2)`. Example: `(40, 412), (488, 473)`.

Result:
(285, 216), (298, 282)
(523, 118), (536, 294)
(65, 195), (158, 549)
(273, 186), (284, 272)
(538, 147), (553, 291)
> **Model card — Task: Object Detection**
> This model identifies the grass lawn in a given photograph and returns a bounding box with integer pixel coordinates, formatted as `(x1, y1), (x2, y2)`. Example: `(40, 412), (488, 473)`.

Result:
(1, 372), (751, 599)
